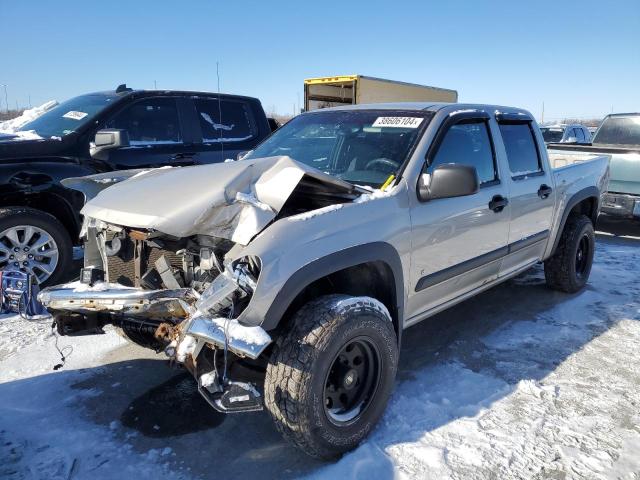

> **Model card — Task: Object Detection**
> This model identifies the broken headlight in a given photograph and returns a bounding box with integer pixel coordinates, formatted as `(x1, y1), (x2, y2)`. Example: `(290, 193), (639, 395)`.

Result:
(195, 256), (260, 317)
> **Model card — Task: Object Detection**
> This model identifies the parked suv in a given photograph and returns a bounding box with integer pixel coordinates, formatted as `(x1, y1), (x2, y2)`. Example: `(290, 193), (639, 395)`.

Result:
(40, 103), (608, 458)
(0, 85), (273, 285)
(540, 123), (591, 144)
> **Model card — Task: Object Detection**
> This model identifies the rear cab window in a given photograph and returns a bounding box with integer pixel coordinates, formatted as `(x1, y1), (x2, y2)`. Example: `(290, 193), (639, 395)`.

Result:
(593, 115), (640, 146)
(194, 98), (257, 143)
(498, 122), (543, 179)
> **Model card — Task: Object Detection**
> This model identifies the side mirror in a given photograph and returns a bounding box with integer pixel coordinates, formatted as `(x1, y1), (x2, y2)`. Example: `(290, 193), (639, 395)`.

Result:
(417, 164), (479, 201)
(90, 129), (130, 160)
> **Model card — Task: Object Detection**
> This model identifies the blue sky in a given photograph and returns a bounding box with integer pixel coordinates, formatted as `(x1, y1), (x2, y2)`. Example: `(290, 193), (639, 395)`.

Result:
(2, 0), (639, 121)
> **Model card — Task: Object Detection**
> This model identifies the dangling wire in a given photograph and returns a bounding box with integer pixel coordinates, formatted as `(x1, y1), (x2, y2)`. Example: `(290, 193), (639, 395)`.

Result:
(51, 323), (73, 371)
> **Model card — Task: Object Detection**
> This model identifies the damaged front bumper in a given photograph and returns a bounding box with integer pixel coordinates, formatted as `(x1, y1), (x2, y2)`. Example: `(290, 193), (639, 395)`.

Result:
(38, 284), (197, 317)
(37, 282), (272, 361)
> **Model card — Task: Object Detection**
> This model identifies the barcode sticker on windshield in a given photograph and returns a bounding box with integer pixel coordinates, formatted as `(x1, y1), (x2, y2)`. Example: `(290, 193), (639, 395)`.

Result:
(62, 111), (88, 120)
(372, 117), (423, 128)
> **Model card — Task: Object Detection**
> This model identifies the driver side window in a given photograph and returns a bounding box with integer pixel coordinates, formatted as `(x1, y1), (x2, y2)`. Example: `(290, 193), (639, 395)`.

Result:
(106, 98), (182, 145)
(427, 120), (497, 185)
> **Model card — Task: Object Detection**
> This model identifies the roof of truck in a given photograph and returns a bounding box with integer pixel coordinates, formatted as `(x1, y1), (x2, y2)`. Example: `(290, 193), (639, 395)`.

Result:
(311, 102), (534, 117)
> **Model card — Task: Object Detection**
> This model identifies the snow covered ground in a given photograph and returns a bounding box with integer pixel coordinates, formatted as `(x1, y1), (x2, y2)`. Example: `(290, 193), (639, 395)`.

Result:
(1, 226), (639, 479)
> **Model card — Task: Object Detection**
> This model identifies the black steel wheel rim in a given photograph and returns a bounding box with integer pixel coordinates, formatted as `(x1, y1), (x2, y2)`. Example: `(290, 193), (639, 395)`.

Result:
(575, 234), (590, 278)
(323, 335), (381, 425)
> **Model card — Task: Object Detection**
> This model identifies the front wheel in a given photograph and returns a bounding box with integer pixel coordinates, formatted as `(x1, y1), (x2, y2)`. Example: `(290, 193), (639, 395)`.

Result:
(264, 294), (398, 459)
(544, 214), (595, 293)
(0, 207), (73, 286)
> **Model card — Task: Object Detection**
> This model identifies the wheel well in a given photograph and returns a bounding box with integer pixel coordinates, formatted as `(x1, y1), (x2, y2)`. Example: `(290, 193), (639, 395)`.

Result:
(0, 193), (80, 244)
(277, 261), (400, 340)
(569, 196), (598, 225)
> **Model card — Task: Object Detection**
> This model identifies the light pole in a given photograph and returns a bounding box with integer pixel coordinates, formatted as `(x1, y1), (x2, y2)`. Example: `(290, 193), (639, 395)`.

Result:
(0, 84), (7, 113)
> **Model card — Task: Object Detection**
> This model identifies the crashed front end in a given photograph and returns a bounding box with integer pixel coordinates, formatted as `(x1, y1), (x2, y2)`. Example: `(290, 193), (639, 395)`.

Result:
(38, 156), (363, 413)
(40, 221), (271, 411)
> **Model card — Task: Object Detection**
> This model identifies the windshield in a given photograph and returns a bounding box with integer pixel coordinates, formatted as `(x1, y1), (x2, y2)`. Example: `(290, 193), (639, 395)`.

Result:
(540, 128), (564, 143)
(246, 110), (432, 188)
(593, 115), (640, 146)
(18, 93), (118, 138)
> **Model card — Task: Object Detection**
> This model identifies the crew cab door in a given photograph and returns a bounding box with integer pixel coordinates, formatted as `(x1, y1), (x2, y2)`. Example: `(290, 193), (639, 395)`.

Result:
(188, 97), (263, 164)
(406, 111), (510, 323)
(102, 97), (199, 169)
(495, 114), (555, 276)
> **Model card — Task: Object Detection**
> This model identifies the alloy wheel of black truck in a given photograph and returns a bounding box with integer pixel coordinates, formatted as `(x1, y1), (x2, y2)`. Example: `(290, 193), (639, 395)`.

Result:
(544, 214), (595, 293)
(264, 294), (398, 459)
(0, 207), (73, 286)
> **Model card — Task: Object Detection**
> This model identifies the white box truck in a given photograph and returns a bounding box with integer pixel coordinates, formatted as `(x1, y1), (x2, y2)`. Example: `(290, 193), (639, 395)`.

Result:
(304, 75), (457, 111)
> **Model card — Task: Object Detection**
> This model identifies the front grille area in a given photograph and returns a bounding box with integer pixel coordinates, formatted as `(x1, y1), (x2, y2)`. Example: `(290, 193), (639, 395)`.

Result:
(107, 243), (182, 286)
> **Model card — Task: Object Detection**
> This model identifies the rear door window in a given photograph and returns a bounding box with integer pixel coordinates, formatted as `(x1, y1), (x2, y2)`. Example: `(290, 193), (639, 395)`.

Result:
(194, 99), (256, 143)
(498, 123), (542, 176)
(428, 120), (497, 185)
(107, 98), (182, 145)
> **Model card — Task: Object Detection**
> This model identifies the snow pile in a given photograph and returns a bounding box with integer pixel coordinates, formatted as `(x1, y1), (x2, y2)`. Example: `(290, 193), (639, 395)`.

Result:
(0, 316), (184, 479)
(235, 191), (274, 212)
(209, 316), (272, 346)
(56, 280), (137, 293)
(353, 185), (398, 204)
(2, 233), (640, 478)
(288, 203), (343, 221)
(310, 237), (640, 479)
(0, 100), (57, 133)
(0, 129), (45, 141)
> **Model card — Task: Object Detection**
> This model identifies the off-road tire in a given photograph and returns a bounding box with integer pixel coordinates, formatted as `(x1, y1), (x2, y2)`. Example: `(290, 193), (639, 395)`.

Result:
(264, 294), (398, 459)
(0, 206), (73, 286)
(544, 214), (595, 293)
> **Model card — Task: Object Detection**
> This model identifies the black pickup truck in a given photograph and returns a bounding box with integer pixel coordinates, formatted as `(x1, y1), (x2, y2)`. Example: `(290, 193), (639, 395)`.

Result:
(0, 85), (274, 285)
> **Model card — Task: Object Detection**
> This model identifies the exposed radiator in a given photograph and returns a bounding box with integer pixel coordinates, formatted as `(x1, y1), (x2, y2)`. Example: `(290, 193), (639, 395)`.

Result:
(107, 243), (182, 286)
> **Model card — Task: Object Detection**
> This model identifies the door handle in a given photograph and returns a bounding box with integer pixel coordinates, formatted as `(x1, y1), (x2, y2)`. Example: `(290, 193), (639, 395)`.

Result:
(538, 184), (553, 199)
(489, 195), (508, 213)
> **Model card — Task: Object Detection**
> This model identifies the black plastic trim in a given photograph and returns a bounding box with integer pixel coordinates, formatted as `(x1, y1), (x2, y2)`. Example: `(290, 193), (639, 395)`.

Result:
(509, 230), (550, 254)
(495, 111), (534, 123)
(549, 186), (600, 255)
(262, 242), (405, 339)
(415, 246), (507, 292)
(415, 229), (550, 292)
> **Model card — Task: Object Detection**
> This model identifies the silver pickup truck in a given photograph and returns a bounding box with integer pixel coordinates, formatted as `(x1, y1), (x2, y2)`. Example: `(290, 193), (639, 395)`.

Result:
(39, 103), (609, 459)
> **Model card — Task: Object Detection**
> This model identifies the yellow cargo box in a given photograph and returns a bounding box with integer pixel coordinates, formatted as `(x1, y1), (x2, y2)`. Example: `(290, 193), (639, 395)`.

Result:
(304, 75), (457, 111)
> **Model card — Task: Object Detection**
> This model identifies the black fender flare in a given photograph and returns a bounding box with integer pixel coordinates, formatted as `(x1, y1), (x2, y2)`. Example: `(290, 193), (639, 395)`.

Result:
(550, 186), (600, 256)
(262, 241), (405, 341)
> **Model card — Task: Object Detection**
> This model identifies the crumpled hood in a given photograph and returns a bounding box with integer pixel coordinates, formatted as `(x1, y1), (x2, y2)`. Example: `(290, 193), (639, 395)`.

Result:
(81, 156), (359, 245)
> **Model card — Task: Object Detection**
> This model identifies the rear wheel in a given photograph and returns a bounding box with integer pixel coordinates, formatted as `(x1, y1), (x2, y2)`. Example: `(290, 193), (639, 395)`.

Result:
(544, 214), (595, 293)
(264, 294), (398, 459)
(0, 207), (72, 286)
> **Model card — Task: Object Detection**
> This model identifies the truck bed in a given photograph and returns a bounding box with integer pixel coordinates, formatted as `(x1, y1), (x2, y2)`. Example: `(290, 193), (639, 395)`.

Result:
(547, 151), (611, 169)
